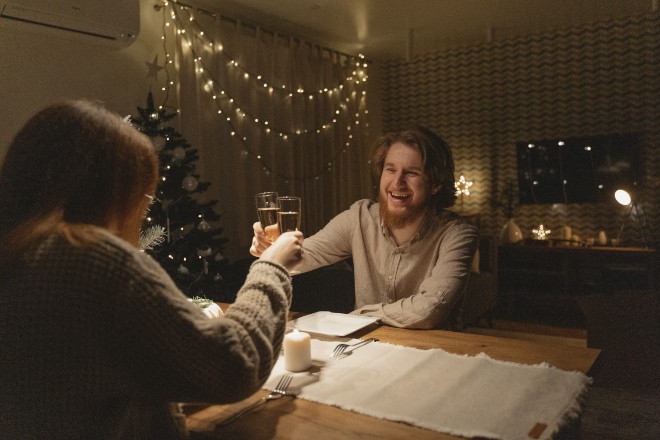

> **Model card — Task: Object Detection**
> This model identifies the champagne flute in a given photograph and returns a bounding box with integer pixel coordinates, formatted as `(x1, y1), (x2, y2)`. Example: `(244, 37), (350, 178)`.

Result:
(277, 196), (302, 234)
(255, 192), (279, 242)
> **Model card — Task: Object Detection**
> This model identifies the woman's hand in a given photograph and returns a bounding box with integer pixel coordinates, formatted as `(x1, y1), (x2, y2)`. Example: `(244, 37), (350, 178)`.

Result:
(249, 221), (279, 257)
(260, 230), (304, 272)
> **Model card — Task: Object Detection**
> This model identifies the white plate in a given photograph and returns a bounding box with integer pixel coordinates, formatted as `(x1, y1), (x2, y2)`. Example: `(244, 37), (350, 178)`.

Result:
(289, 311), (379, 336)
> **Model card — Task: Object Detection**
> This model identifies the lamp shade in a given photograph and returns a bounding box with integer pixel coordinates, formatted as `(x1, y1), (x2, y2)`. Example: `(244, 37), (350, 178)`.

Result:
(614, 189), (632, 206)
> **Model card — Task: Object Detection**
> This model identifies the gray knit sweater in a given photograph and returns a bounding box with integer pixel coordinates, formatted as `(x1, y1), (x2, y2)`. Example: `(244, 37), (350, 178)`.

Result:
(0, 229), (291, 439)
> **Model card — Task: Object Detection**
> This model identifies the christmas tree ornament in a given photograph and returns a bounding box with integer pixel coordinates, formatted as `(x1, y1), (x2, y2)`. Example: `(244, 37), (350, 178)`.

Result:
(172, 146), (186, 161)
(177, 265), (190, 276)
(139, 226), (166, 251)
(197, 247), (213, 257)
(145, 55), (165, 80)
(151, 135), (166, 152)
(197, 219), (211, 231)
(182, 175), (198, 191)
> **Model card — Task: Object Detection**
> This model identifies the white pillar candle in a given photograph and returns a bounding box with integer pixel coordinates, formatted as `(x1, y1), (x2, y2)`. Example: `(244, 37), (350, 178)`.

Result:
(562, 225), (572, 240)
(284, 329), (311, 372)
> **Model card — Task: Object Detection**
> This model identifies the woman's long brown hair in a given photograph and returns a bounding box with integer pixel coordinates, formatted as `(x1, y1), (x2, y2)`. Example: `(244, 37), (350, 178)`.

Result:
(0, 100), (158, 267)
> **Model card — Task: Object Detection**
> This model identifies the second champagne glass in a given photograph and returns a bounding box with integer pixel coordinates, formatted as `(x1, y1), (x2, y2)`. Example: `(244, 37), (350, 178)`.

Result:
(255, 191), (279, 242)
(277, 196), (301, 234)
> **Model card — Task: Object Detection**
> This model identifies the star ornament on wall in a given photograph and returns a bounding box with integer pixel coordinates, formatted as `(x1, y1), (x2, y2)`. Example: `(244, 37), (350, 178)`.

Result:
(145, 55), (165, 80)
(532, 224), (551, 240)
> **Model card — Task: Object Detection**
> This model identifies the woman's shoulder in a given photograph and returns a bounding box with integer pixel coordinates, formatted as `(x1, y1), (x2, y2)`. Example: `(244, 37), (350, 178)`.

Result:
(35, 227), (159, 277)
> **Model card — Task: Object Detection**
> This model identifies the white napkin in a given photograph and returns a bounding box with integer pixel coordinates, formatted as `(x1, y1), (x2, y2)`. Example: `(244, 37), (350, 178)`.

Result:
(265, 339), (590, 440)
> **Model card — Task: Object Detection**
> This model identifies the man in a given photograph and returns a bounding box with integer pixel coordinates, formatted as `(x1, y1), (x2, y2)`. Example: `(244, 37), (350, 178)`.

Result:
(251, 126), (479, 329)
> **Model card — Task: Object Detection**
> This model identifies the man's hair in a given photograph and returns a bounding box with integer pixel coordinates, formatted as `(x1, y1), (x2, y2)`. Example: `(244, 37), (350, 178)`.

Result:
(370, 126), (457, 211)
(0, 100), (158, 263)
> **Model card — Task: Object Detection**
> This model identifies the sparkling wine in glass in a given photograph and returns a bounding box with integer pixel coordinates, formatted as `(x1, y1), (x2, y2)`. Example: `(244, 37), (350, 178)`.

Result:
(255, 192), (279, 242)
(277, 196), (301, 234)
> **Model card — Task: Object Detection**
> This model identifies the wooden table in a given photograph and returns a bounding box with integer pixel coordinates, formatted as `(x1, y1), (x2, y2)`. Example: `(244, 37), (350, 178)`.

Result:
(184, 304), (600, 439)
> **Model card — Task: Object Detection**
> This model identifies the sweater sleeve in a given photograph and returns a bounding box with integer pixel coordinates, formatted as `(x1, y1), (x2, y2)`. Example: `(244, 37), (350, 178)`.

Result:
(294, 200), (361, 272)
(110, 247), (292, 404)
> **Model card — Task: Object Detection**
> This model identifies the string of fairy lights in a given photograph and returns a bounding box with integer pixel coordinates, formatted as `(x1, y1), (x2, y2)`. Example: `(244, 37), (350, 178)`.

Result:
(154, 0), (370, 182)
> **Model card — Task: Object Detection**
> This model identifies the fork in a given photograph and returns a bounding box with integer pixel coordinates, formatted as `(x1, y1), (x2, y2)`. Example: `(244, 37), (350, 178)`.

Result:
(330, 338), (378, 359)
(216, 374), (293, 426)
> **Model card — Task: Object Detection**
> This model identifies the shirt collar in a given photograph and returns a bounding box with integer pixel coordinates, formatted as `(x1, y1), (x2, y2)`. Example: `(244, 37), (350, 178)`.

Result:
(379, 209), (437, 244)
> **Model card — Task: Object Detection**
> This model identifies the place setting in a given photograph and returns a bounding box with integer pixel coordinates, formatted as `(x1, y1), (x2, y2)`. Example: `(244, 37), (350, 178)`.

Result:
(250, 318), (592, 440)
(211, 316), (381, 427)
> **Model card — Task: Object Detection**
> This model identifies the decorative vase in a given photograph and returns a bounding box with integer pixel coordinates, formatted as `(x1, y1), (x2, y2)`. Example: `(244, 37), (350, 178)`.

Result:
(500, 218), (523, 244)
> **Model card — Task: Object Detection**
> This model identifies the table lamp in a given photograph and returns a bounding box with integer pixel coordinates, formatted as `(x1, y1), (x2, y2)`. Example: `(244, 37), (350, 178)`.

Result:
(614, 189), (648, 249)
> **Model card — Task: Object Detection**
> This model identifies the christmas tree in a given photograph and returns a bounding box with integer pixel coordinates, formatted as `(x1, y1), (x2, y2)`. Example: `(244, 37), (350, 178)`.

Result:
(130, 92), (230, 300)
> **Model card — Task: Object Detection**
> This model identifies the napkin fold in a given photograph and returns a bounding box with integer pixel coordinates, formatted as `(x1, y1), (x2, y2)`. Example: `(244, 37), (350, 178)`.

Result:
(265, 339), (590, 440)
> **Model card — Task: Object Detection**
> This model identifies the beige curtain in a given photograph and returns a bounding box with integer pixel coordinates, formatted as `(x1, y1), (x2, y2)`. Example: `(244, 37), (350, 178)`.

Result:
(164, 3), (373, 259)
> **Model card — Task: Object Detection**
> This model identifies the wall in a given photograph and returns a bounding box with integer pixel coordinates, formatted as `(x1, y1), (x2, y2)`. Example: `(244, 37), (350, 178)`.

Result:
(0, 2), (384, 262)
(0, 2), (164, 162)
(381, 13), (659, 245)
(4, 4), (655, 252)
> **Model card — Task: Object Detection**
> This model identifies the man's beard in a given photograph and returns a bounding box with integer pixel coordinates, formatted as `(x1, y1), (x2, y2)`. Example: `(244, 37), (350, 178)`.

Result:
(379, 193), (428, 229)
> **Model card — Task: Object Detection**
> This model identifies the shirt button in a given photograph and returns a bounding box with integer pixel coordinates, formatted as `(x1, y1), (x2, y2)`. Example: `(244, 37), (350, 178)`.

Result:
(388, 298), (394, 303)
(388, 275), (393, 280)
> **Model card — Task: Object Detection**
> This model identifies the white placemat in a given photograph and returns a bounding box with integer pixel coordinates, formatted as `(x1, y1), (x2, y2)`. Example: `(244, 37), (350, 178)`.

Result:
(265, 339), (591, 440)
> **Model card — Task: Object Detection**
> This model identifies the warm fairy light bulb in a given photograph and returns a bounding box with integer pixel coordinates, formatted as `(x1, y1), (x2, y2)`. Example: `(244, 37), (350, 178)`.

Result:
(164, 0), (369, 181)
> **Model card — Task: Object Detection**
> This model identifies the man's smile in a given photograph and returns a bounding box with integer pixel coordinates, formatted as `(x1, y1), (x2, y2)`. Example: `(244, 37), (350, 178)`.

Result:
(389, 191), (412, 201)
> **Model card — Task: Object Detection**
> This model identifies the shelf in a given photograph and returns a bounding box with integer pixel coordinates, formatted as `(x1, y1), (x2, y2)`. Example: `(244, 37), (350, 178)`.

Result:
(497, 245), (657, 310)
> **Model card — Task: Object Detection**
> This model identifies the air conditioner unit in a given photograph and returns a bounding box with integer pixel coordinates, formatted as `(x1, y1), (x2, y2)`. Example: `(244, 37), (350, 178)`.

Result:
(0, 0), (140, 48)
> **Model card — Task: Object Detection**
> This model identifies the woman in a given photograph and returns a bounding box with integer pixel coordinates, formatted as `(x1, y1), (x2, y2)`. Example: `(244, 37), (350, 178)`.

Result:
(0, 100), (303, 439)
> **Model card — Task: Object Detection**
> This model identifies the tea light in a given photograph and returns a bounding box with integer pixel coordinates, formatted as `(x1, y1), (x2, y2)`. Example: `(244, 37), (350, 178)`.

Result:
(284, 329), (311, 372)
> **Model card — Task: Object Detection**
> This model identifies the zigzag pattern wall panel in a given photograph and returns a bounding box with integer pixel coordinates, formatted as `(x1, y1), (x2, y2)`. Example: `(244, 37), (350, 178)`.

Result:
(381, 13), (658, 247)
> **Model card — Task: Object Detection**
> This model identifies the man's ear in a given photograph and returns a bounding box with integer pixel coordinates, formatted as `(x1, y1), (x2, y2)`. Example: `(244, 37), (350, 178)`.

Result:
(431, 185), (441, 195)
